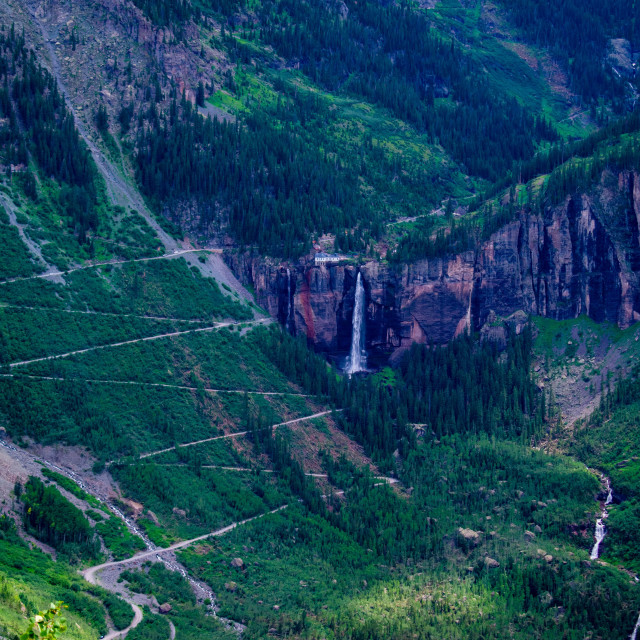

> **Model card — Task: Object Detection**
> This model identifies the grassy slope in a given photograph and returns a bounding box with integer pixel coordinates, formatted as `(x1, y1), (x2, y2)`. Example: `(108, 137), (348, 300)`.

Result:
(0, 522), (132, 640)
(200, 0), (601, 253)
(532, 315), (640, 425)
(430, 0), (593, 134)
(176, 437), (640, 640)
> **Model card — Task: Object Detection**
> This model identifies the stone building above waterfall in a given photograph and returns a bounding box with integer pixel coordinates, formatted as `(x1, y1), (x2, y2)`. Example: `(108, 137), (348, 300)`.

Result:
(314, 252), (342, 265)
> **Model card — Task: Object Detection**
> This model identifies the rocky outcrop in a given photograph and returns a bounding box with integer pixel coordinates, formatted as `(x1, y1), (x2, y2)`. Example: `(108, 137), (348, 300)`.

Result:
(457, 528), (481, 548)
(224, 169), (640, 361)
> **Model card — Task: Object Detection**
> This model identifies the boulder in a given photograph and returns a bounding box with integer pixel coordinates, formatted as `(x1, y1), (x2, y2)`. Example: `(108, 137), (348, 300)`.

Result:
(484, 557), (500, 569)
(225, 582), (238, 593)
(159, 603), (172, 614)
(457, 528), (481, 547)
(524, 530), (536, 542)
(230, 557), (244, 569)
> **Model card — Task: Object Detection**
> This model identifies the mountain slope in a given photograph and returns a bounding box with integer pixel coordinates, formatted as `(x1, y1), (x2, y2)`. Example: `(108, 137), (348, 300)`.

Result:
(1, 1), (640, 639)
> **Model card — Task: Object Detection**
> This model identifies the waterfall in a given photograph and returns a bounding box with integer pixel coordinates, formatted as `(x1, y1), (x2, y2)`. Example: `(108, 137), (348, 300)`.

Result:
(286, 268), (294, 332)
(590, 519), (606, 560)
(597, 475), (640, 640)
(590, 475), (613, 560)
(346, 272), (366, 374)
(630, 612), (640, 640)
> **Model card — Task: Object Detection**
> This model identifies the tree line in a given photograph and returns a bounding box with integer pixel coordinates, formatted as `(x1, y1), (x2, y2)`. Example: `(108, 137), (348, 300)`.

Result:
(391, 132), (640, 263)
(0, 24), (99, 243)
(256, 0), (557, 182)
(496, 0), (636, 109)
(19, 477), (100, 563)
(135, 93), (378, 256)
(253, 325), (543, 470)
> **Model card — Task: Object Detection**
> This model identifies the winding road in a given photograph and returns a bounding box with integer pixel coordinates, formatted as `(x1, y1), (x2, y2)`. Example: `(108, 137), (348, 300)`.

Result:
(0, 303), (211, 324)
(80, 505), (289, 640)
(101, 603), (143, 640)
(0, 373), (309, 397)
(135, 410), (342, 461)
(82, 505), (289, 584)
(8, 319), (271, 369)
(0, 249), (221, 286)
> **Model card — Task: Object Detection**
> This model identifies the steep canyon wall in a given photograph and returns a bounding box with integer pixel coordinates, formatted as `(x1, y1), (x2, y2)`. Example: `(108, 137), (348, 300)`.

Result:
(225, 169), (640, 361)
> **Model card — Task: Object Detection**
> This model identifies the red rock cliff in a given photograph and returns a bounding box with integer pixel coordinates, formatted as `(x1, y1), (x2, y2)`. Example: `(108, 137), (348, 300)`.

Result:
(225, 168), (640, 360)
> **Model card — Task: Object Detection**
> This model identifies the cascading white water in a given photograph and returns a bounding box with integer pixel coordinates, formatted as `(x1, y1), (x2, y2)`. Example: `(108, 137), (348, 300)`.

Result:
(590, 475), (613, 560)
(591, 476), (640, 640)
(630, 612), (640, 640)
(590, 519), (606, 559)
(346, 272), (366, 374)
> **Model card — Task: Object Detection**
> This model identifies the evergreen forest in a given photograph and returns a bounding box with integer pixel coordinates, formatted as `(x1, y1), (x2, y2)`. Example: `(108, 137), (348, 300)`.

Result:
(0, 0), (639, 639)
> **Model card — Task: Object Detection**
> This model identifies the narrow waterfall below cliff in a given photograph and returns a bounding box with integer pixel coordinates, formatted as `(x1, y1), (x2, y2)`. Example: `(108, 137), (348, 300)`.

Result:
(346, 272), (366, 374)
(590, 475), (613, 560)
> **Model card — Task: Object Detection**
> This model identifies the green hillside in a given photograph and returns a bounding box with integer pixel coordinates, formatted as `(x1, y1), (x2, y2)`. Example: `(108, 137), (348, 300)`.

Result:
(0, 0), (640, 638)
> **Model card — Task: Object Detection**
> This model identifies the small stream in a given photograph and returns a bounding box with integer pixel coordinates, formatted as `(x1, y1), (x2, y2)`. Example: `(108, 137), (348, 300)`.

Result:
(589, 474), (640, 640)
(0, 441), (242, 634)
(590, 475), (613, 560)
(631, 612), (640, 640)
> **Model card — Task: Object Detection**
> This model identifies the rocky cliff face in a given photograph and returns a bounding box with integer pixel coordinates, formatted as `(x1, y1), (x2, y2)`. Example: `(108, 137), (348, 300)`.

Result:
(225, 168), (640, 362)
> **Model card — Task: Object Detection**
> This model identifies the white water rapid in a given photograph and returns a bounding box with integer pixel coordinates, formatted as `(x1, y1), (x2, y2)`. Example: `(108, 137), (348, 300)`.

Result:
(346, 272), (366, 375)
(631, 612), (640, 640)
(590, 475), (613, 560)
(590, 476), (640, 640)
